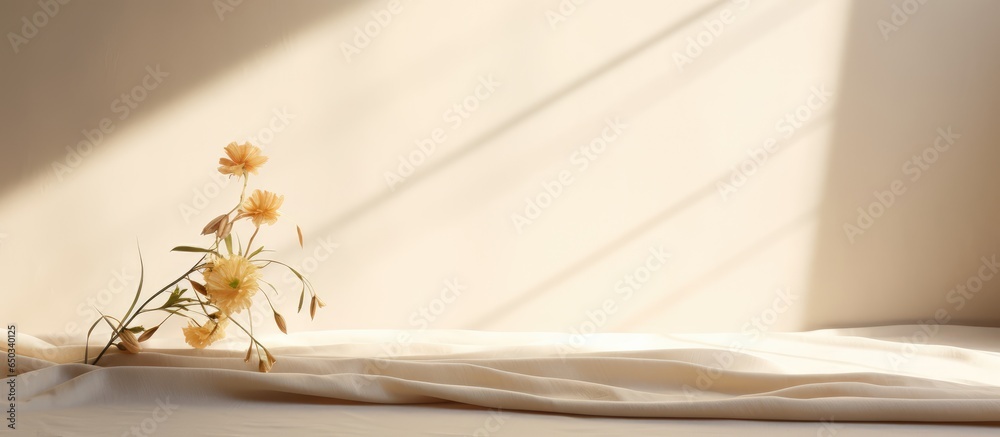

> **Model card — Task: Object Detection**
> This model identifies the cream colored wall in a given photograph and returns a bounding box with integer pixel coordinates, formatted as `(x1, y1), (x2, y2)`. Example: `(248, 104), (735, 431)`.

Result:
(804, 0), (1000, 329)
(0, 0), (997, 341)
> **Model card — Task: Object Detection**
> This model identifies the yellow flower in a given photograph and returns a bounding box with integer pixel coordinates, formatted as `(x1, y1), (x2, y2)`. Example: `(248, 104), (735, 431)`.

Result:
(239, 189), (284, 227)
(218, 142), (268, 178)
(204, 255), (260, 315)
(182, 315), (230, 349)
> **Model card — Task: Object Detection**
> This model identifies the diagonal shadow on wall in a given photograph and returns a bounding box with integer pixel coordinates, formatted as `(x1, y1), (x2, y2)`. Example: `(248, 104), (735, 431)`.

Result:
(802, 0), (1000, 330)
(0, 0), (362, 192)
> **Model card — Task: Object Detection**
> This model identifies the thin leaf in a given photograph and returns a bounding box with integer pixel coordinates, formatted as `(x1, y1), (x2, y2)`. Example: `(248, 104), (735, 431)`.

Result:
(257, 259), (310, 314)
(160, 286), (183, 309)
(296, 225), (304, 248)
(84, 314), (119, 364)
(248, 245), (265, 259)
(287, 265), (304, 280)
(258, 260), (317, 299)
(171, 246), (218, 254)
(224, 234), (234, 256)
(310, 295), (318, 320)
(87, 309), (127, 361)
(127, 326), (145, 334)
(259, 279), (280, 296)
(116, 245), (145, 338)
(95, 309), (123, 331)
(91, 252), (209, 367)
(297, 287), (305, 313)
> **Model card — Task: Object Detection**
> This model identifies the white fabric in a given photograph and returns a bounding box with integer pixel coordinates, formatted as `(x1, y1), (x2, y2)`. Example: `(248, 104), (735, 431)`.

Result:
(12, 325), (1000, 435)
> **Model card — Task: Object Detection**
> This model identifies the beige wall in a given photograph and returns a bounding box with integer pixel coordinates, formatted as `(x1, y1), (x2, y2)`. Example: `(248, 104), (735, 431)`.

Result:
(804, 0), (1000, 329)
(0, 0), (997, 340)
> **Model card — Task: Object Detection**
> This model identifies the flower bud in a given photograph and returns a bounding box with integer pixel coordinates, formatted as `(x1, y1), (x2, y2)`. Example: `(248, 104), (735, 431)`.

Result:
(119, 330), (141, 354)
(189, 280), (208, 296)
(138, 325), (159, 342)
(217, 218), (233, 240)
(258, 358), (273, 373)
(201, 214), (229, 235)
(274, 312), (288, 334)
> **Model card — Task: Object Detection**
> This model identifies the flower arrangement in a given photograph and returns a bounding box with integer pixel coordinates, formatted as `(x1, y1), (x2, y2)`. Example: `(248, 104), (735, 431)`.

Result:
(84, 142), (323, 372)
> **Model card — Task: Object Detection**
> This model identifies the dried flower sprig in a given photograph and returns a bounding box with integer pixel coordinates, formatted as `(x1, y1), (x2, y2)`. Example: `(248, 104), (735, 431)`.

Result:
(84, 142), (322, 372)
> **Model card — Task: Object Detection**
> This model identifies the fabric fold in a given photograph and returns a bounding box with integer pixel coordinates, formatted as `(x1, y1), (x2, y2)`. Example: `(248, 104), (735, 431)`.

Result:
(13, 325), (1000, 422)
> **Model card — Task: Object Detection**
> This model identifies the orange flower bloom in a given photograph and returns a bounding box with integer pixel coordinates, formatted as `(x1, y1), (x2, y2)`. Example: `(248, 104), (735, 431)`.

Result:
(182, 315), (230, 349)
(239, 189), (284, 227)
(218, 142), (268, 177)
(204, 255), (260, 315)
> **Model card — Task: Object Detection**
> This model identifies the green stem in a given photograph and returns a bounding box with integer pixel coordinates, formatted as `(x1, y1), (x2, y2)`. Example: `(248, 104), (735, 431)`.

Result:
(229, 316), (270, 357)
(91, 255), (206, 365)
(224, 176), (250, 217)
(245, 226), (260, 256)
(91, 175), (250, 366)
